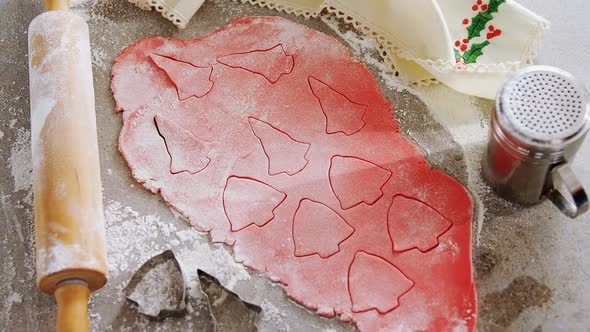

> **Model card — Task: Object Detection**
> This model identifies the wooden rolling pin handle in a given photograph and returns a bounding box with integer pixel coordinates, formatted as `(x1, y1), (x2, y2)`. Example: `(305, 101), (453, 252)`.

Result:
(55, 281), (90, 332)
(44, 0), (69, 11)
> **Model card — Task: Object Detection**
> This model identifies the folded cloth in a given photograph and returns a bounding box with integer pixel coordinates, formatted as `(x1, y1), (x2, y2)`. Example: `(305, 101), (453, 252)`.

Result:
(128, 0), (549, 99)
(128, 0), (206, 28)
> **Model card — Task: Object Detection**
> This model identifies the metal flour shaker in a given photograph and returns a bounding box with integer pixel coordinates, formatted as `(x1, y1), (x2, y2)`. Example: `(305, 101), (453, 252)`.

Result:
(482, 66), (590, 218)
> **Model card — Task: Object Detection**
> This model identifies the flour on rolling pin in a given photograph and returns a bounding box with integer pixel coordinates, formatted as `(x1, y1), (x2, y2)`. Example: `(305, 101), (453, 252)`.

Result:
(28, 11), (107, 293)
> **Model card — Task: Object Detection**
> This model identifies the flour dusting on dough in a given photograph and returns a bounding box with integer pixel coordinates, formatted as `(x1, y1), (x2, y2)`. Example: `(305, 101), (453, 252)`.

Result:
(320, 16), (490, 245)
(112, 16), (476, 331)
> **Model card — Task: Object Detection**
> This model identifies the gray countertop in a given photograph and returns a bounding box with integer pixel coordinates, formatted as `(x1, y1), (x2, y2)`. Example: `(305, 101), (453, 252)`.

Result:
(0, 0), (588, 331)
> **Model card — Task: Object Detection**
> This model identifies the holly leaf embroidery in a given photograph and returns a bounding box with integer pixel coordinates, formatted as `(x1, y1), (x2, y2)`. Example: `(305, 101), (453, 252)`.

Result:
(454, 48), (462, 60)
(462, 41), (490, 63)
(467, 12), (493, 39)
(486, 0), (506, 14)
(466, 0), (506, 39)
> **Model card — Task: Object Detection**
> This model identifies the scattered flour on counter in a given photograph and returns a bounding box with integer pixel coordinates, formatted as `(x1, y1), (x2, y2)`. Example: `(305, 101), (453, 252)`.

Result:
(320, 15), (376, 58)
(260, 300), (289, 331)
(104, 201), (171, 275)
(8, 128), (32, 193)
(5, 292), (23, 309)
(71, 0), (97, 7)
(72, 0), (117, 25)
(0, 255), (18, 320)
(103, 201), (250, 289)
(92, 47), (109, 71)
(175, 229), (195, 242)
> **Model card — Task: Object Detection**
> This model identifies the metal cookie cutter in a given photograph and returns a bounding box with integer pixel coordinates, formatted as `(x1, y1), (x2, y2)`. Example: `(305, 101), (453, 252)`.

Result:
(483, 66), (590, 218)
(124, 250), (188, 319)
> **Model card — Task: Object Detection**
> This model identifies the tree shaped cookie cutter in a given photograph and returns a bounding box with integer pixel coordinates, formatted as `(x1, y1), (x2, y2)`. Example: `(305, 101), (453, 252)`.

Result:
(123, 250), (188, 319)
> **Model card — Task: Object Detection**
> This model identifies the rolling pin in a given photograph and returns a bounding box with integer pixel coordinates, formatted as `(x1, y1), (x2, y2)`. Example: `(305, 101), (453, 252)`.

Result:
(28, 0), (107, 331)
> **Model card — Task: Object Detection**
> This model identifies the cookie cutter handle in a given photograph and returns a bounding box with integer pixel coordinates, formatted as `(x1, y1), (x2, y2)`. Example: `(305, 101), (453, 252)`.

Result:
(546, 163), (589, 218)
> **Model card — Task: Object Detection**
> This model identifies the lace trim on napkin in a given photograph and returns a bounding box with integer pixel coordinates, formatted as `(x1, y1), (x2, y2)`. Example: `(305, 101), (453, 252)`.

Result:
(128, 0), (191, 28)
(240, 0), (322, 18)
(521, 19), (552, 65)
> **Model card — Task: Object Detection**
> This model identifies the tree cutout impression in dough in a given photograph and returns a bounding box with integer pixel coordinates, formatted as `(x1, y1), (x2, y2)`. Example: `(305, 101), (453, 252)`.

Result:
(112, 16), (476, 331)
(154, 114), (211, 174)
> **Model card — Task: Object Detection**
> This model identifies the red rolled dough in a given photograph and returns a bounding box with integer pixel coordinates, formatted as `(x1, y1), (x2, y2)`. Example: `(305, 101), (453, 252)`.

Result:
(111, 16), (476, 331)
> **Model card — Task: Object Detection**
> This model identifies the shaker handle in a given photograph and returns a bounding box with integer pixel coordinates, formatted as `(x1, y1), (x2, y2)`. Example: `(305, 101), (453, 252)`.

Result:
(546, 163), (589, 218)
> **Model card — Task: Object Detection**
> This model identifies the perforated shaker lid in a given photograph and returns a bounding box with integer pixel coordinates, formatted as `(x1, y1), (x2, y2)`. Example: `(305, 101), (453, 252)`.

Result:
(498, 66), (590, 144)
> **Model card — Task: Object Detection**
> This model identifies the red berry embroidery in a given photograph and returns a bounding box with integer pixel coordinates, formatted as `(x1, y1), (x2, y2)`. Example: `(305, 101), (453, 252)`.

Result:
(487, 29), (502, 40)
(457, 1), (505, 62)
